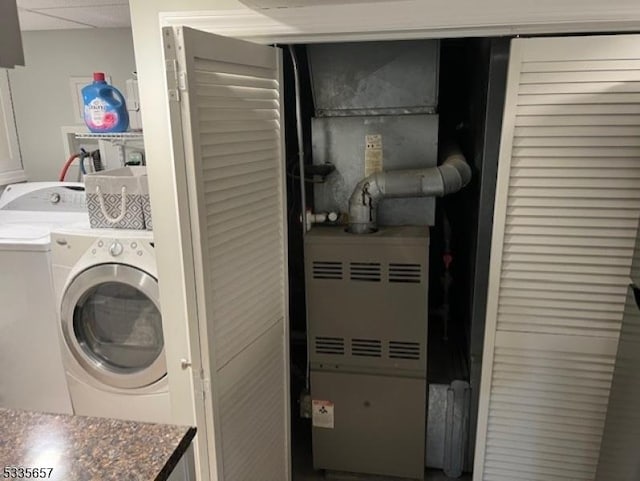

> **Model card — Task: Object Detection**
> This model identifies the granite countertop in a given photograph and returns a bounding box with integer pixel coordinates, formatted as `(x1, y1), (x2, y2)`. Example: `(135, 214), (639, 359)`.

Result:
(0, 408), (196, 481)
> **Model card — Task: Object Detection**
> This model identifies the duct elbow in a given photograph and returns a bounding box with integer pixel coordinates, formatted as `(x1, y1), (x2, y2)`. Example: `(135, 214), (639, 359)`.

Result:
(347, 173), (384, 234)
(438, 151), (472, 195)
(346, 147), (471, 234)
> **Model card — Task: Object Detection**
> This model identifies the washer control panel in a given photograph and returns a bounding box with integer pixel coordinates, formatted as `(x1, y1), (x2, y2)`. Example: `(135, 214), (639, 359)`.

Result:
(0, 185), (86, 211)
(90, 238), (152, 260)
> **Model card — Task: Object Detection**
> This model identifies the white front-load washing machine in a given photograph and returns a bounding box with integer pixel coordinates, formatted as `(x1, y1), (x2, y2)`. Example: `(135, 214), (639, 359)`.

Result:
(51, 227), (171, 424)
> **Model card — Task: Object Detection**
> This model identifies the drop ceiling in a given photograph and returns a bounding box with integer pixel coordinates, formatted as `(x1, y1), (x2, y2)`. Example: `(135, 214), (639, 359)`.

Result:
(17, 0), (131, 31)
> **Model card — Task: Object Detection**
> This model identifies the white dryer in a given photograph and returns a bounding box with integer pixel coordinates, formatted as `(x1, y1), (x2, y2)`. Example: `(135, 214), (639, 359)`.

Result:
(51, 227), (171, 424)
(0, 182), (87, 415)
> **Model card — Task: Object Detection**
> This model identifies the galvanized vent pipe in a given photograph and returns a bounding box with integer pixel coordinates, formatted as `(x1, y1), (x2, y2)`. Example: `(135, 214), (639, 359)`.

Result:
(348, 147), (471, 234)
(288, 45), (308, 233)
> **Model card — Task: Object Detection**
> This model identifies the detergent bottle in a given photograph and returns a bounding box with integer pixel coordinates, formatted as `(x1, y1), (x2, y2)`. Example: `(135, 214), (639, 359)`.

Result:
(82, 72), (129, 133)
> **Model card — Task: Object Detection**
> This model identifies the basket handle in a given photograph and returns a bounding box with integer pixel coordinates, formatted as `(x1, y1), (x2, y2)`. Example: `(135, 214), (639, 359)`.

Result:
(96, 185), (127, 224)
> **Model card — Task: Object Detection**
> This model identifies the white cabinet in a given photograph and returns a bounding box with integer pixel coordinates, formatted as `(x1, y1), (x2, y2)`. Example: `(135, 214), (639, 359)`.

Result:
(0, 70), (25, 186)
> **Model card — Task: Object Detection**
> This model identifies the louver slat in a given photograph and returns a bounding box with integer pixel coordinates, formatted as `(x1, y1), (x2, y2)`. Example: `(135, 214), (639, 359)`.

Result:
(313, 261), (343, 280)
(516, 114), (640, 126)
(315, 337), (345, 355)
(350, 262), (381, 282)
(351, 339), (382, 357)
(388, 263), (422, 283)
(476, 36), (640, 481)
(389, 341), (421, 360)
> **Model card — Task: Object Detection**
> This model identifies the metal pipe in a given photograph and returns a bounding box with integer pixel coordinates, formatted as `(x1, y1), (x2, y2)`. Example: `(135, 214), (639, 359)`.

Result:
(288, 45), (312, 393)
(305, 211), (339, 230)
(348, 146), (472, 234)
(288, 45), (308, 234)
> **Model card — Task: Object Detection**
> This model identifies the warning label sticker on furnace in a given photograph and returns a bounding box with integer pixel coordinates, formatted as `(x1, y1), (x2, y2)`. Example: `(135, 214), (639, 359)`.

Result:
(365, 134), (383, 177)
(312, 400), (334, 429)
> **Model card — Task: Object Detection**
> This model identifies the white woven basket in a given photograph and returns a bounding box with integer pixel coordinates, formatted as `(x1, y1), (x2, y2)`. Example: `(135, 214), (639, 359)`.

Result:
(85, 167), (149, 230)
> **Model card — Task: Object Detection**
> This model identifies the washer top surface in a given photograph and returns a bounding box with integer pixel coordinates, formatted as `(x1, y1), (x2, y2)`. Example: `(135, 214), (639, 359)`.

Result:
(0, 211), (89, 251)
(0, 223), (49, 242)
(0, 183), (88, 251)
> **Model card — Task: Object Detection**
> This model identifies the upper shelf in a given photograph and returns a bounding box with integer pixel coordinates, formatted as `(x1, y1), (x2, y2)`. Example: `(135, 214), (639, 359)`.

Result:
(74, 132), (144, 141)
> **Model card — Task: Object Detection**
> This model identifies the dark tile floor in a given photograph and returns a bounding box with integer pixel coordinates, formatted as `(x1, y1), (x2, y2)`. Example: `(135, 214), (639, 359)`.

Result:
(294, 468), (471, 481)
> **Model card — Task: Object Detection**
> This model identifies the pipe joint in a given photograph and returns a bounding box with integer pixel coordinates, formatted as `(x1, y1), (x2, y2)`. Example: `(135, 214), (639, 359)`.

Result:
(347, 146), (471, 234)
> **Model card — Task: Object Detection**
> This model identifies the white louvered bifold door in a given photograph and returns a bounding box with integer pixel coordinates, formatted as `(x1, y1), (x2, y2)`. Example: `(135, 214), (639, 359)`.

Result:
(163, 27), (290, 481)
(474, 34), (640, 481)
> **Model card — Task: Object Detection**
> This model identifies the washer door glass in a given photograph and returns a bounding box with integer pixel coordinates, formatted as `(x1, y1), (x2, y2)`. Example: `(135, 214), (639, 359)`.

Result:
(61, 263), (166, 389)
(75, 281), (163, 370)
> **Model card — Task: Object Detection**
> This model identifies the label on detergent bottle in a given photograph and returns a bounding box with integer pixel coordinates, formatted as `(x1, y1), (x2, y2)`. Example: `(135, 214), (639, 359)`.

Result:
(85, 98), (119, 130)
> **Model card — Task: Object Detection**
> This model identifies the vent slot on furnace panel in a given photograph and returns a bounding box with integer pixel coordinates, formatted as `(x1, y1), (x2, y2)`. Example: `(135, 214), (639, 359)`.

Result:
(350, 262), (381, 282)
(351, 339), (382, 357)
(315, 337), (345, 355)
(313, 261), (343, 280)
(389, 341), (421, 360)
(389, 263), (422, 283)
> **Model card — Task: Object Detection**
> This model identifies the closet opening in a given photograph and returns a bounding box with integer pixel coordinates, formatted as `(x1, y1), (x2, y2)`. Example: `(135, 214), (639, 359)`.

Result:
(281, 37), (509, 480)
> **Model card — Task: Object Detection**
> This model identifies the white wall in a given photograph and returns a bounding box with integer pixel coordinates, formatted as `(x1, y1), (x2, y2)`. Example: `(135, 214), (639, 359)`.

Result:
(8, 28), (136, 181)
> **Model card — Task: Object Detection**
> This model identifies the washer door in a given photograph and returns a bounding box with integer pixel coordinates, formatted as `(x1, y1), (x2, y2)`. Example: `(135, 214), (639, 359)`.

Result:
(61, 263), (166, 389)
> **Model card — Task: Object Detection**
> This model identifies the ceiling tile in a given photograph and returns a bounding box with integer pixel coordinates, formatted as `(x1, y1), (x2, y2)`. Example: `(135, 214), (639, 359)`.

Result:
(18, 8), (91, 30)
(17, 0), (128, 9)
(29, 5), (131, 28)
